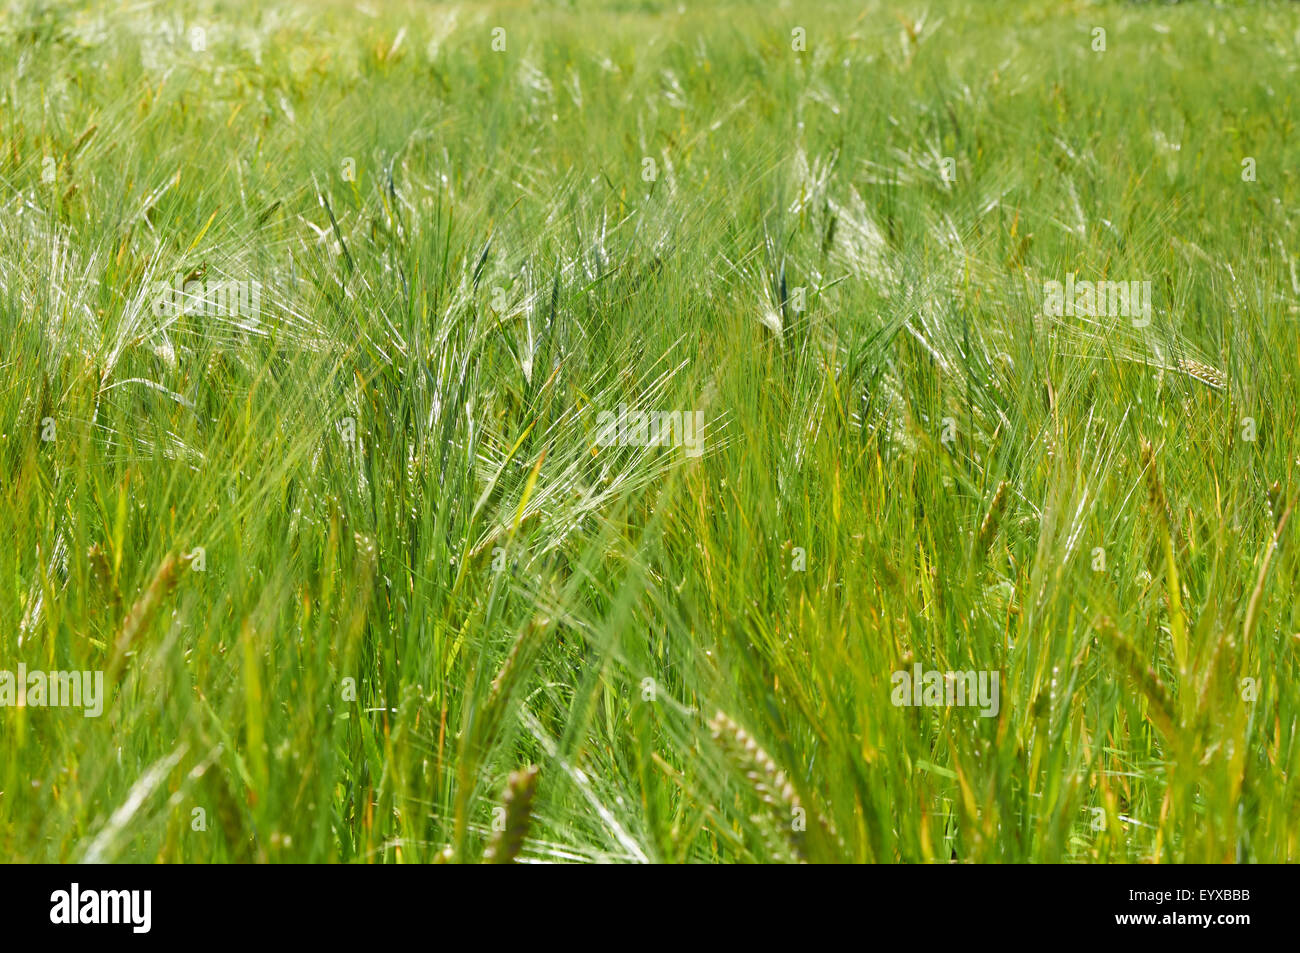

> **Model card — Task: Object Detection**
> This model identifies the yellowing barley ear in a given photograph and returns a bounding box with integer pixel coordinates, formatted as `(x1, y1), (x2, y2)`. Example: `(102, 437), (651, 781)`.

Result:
(483, 765), (540, 864)
(1140, 439), (1168, 521)
(109, 552), (183, 678)
(977, 480), (1009, 552)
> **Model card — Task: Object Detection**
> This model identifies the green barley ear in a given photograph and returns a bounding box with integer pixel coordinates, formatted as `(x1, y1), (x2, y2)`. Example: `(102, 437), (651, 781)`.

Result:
(710, 712), (798, 810)
(1176, 357), (1227, 392)
(483, 766), (540, 864)
(1266, 480), (1284, 528)
(86, 543), (120, 618)
(710, 711), (833, 862)
(1096, 617), (1179, 744)
(1140, 439), (1187, 677)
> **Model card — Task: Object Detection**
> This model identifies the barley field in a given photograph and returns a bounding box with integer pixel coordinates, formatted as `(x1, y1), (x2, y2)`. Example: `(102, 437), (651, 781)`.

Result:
(1, 0), (1298, 864)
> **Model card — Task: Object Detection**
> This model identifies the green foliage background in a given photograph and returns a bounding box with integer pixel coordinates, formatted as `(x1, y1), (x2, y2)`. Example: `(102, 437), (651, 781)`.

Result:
(1, 0), (1298, 862)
